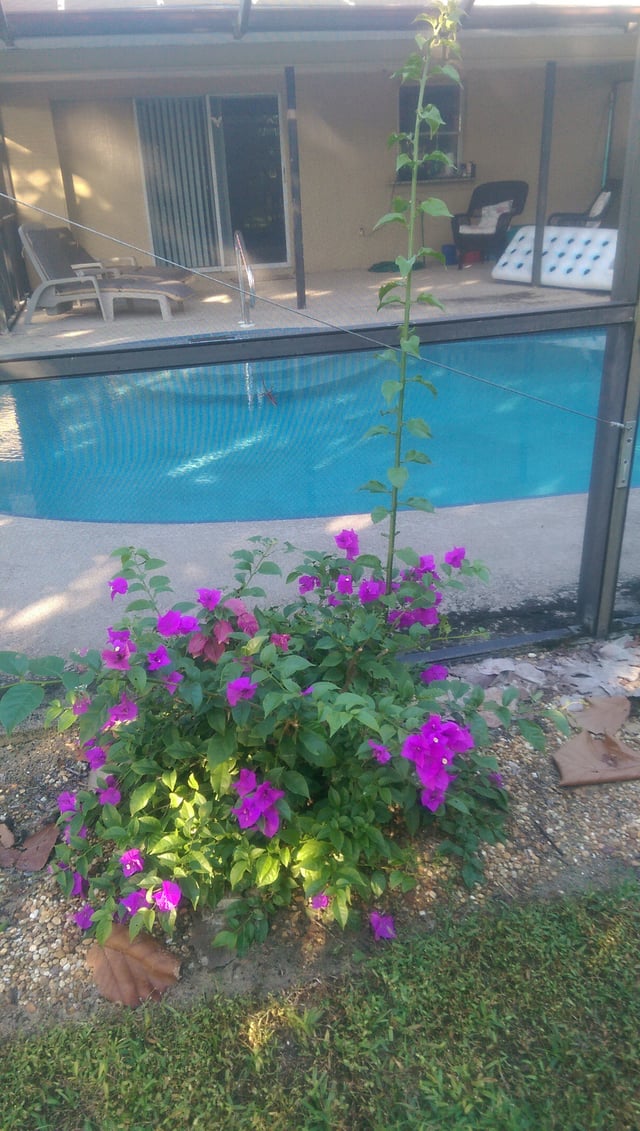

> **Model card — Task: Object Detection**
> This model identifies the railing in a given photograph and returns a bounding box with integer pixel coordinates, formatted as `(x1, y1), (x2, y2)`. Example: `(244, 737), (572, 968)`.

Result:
(233, 229), (256, 328)
(0, 211), (29, 333)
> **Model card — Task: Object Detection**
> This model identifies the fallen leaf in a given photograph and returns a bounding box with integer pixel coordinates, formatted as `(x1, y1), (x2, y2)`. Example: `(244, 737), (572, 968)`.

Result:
(0, 822), (15, 848)
(14, 824), (59, 872)
(568, 695), (631, 736)
(0, 845), (18, 868)
(86, 923), (180, 1007)
(552, 730), (640, 787)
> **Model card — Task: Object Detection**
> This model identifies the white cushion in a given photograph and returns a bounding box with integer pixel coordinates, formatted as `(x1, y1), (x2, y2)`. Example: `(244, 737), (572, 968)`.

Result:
(458, 199), (513, 235)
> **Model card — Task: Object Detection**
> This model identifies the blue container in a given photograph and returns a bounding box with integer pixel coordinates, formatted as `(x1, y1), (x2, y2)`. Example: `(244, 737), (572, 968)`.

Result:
(441, 243), (457, 266)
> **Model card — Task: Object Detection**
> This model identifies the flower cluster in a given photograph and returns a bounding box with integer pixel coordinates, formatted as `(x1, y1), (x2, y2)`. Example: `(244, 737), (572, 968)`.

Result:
(401, 715), (474, 812)
(231, 769), (285, 838)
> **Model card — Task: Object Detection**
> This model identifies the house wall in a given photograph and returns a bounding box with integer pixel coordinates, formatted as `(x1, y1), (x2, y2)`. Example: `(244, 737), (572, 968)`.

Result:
(0, 49), (632, 278)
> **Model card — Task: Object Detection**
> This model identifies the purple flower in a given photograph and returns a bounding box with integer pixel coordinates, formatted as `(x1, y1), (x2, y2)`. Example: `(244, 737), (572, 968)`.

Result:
(336, 573), (353, 595)
(335, 529), (360, 561)
(301, 686), (314, 697)
(70, 871), (88, 898)
(489, 772), (505, 789)
(162, 671), (184, 696)
(120, 849), (145, 877)
(157, 610), (199, 637)
(235, 768), (258, 797)
(74, 905), (95, 931)
(119, 890), (148, 917)
(197, 587), (222, 610)
(368, 739), (392, 764)
(57, 791), (77, 815)
(311, 892), (330, 909)
(270, 633), (290, 652)
(401, 715), (473, 805)
(420, 664), (449, 684)
(359, 578), (386, 604)
(104, 694), (138, 728)
(98, 776), (121, 806)
(109, 577), (128, 600)
(101, 628), (137, 672)
(147, 645), (171, 671)
(444, 546), (466, 569)
(416, 554), (438, 579)
(420, 785), (448, 812)
(153, 880), (182, 913)
(84, 744), (107, 771)
(226, 676), (258, 707)
(72, 697), (90, 716)
(232, 776), (285, 838)
(298, 574), (320, 595)
(369, 911), (396, 941)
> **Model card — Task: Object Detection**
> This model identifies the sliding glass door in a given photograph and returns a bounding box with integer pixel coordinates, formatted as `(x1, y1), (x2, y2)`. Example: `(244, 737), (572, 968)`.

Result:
(137, 94), (288, 271)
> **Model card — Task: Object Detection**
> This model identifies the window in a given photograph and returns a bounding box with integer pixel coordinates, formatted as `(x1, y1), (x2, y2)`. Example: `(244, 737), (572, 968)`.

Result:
(398, 83), (462, 181)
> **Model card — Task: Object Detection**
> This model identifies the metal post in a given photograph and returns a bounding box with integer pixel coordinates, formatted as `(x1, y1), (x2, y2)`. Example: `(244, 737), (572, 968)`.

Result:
(576, 32), (640, 637)
(532, 61), (555, 287)
(285, 66), (306, 310)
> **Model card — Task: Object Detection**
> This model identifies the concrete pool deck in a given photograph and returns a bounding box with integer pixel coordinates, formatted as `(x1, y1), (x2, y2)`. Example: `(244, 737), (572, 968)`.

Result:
(2, 491), (639, 658)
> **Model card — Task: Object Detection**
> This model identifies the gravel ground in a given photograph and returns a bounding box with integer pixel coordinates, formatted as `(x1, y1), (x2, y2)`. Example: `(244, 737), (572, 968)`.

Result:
(1, 636), (640, 1043)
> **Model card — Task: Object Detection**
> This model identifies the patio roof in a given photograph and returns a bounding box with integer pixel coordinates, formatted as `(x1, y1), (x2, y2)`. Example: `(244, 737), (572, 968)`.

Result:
(1, 0), (639, 45)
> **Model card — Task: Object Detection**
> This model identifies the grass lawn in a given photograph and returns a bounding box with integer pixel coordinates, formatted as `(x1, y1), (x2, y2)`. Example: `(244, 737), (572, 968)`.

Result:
(2, 882), (639, 1131)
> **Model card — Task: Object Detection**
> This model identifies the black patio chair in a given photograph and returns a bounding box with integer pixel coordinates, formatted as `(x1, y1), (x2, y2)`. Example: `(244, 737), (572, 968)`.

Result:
(451, 180), (529, 269)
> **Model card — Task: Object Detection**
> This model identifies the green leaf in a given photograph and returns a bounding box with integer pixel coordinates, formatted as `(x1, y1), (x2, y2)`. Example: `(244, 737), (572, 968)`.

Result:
(364, 424), (393, 439)
(0, 652), (30, 677)
(212, 930), (238, 950)
(543, 708), (572, 738)
(405, 496), (434, 513)
(0, 683), (44, 734)
(517, 719), (546, 751)
(283, 770), (311, 798)
(28, 656), (66, 678)
(123, 598), (156, 612)
(419, 197), (453, 218)
(400, 334), (421, 359)
(404, 449), (431, 465)
(361, 479), (388, 495)
(257, 561), (282, 576)
(129, 782), (157, 815)
(377, 279), (403, 301)
(371, 506), (389, 524)
(381, 379), (402, 404)
(415, 292), (445, 310)
(395, 255), (416, 278)
(279, 655), (313, 677)
(373, 211), (408, 231)
(388, 465), (408, 489)
(396, 548), (420, 567)
(255, 855), (281, 888)
(296, 839), (326, 866)
(405, 417), (432, 439)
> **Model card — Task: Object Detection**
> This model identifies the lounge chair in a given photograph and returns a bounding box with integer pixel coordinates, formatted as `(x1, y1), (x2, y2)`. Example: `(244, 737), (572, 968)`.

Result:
(547, 180), (620, 228)
(19, 222), (195, 324)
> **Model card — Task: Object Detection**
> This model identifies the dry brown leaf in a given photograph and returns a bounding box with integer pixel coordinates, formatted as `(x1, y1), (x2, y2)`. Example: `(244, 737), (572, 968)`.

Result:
(0, 822), (15, 849)
(0, 845), (18, 868)
(552, 729), (640, 787)
(14, 823), (59, 872)
(86, 923), (180, 1007)
(0, 822), (58, 871)
(568, 695), (631, 736)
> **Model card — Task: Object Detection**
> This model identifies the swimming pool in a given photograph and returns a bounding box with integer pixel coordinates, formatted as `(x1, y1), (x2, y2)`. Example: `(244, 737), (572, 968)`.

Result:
(0, 329), (624, 523)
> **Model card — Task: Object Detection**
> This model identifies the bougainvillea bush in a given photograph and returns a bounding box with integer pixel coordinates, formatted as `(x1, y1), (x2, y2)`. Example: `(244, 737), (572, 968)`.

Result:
(30, 536), (519, 953)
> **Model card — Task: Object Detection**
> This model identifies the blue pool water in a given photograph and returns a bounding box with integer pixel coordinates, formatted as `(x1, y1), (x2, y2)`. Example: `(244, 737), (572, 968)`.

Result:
(0, 329), (627, 523)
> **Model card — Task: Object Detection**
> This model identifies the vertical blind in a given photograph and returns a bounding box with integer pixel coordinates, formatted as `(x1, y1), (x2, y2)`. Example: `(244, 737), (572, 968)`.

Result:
(136, 97), (219, 269)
